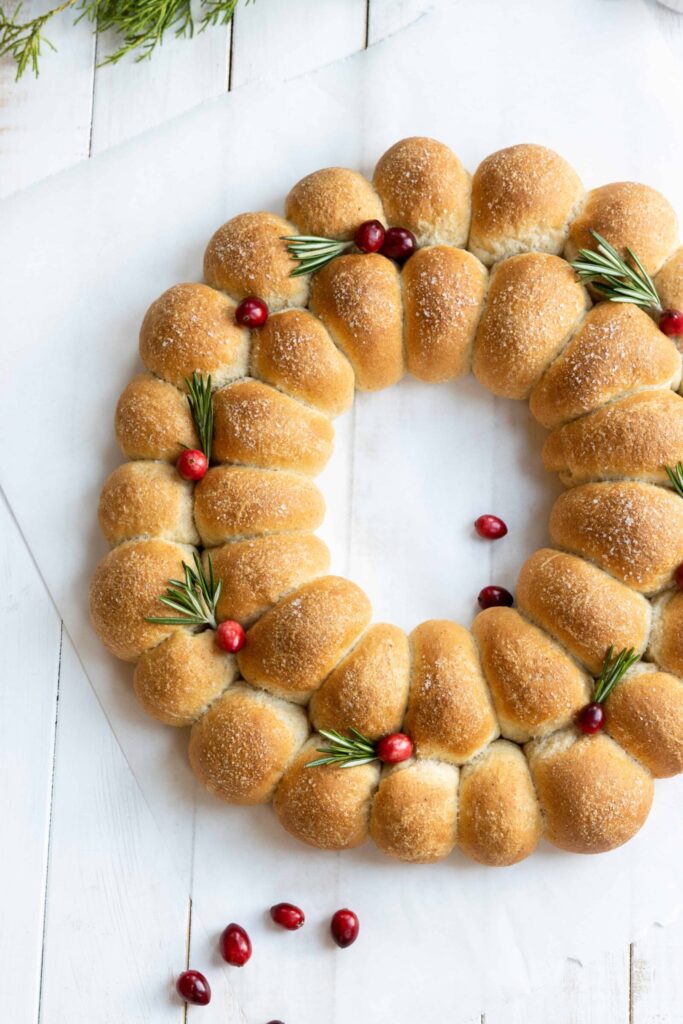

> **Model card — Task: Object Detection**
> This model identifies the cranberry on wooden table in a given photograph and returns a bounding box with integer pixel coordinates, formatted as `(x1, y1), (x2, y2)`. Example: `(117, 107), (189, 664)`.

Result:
(478, 585), (514, 610)
(235, 295), (269, 328)
(270, 902), (305, 930)
(216, 620), (246, 653)
(576, 702), (605, 735)
(474, 514), (508, 540)
(330, 908), (359, 948)
(376, 732), (413, 764)
(176, 448), (208, 481)
(659, 308), (683, 337)
(380, 226), (416, 263)
(354, 219), (385, 253)
(176, 969), (211, 1005)
(220, 923), (252, 966)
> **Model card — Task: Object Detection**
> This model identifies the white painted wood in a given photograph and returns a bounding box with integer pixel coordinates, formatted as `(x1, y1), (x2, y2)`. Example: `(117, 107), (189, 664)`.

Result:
(632, 922), (683, 1023)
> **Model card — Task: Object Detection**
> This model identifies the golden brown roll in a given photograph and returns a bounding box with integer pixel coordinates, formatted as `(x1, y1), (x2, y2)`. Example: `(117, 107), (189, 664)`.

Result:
(90, 539), (193, 662)
(566, 182), (678, 275)
(193, 465), (325, 546)
(98, 461), (199, 547)
(469, 144), (584, 266)
(655, 245), (683, 316)
(212, 378), (334, 475)
(404, 620), (499, 764)
(134, 629), (238, 726)
(249, 308), (355, 417)
(605, 665), (683, 779)
(373, 137), (471, 248)
(402, 246), (487, 382)
(472, 253), (588, 399)
(203, 211), (308, 311)
(370, 759), (459, 863)
(189, 684), (309, 805)
(238, 576), (372, 703)
(530, 303), (681, 429)
(308, 253), (404, 391)
(472, 607), (591, 742)
(526, 729), (654, 853)
(273, 737), (380, 849)
(549, 481), (683, 594)
(139, 283), (249, 390)
(115, 373), (198, 462)
(207, 533), (330, 626)
(309, 624), (410, 739)
(516, 548), (651, 675)
(543, 389), (683, 487)
(649, 589), (683, 678)
(285, 167), (384, 240)
(458, 741), (543, 866)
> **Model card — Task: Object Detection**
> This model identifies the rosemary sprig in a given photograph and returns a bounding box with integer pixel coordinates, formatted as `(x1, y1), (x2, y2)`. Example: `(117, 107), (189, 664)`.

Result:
(185, 371), (213, 460)
(0, 0), (76, 78)
(282, 235), (353, 278)
(593, 646), (640, 705)
(571, 230), (661, 312)
(665, 462), (683, 498)
(146, 552), (220, 628)
(306, 728), (378, 769)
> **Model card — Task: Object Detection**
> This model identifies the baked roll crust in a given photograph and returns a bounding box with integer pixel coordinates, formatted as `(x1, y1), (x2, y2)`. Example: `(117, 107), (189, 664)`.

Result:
(370, 759), (459, 863)
(649, 590), (683, 679)
(655, 245), (683, 322)
(285, 167), (384, 240)
(605, 665), (683, 779)
(98, 461), (199, 547)
(115, 373), (198, 462)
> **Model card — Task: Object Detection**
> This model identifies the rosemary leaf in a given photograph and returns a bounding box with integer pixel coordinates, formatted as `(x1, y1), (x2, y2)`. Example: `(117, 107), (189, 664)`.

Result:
(571, 231), (662, 312)
(665, 462), (683, 499)
(146, 552), (221, 629)
(185, 371), (214, 460)
(282, 235), (353, 278)
(306, 727), (378, 769)
(593, 645), (640, 705)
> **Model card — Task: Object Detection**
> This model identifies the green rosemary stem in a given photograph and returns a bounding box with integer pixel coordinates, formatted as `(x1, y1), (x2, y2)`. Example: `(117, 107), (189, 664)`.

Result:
(306, 728), (378, 769)
(571, 230), (662, 312)
(593, 646), (640, 705)
(146, 552), (221, 629)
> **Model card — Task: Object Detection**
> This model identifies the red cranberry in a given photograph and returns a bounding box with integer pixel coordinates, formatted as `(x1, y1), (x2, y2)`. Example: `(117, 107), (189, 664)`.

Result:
(235, 296), (269, 328)
(354, 219), (385, 254)
(176, 969), (211, 1005)
(176, 448), (208, 481)
(577, 702), (605, 735)
(330, 908), (359, 948)
(216, 620), (246, 653)
(478, 585), (513, 610)
(474, 514), (508, 540)
(380, 226), (417, 263)
(659, 308), (683, 337)
(270, 902), (305, 930)
(219, 923), (252, 966)
(376, 732), (413, 764)
(676, 563), (683, 589)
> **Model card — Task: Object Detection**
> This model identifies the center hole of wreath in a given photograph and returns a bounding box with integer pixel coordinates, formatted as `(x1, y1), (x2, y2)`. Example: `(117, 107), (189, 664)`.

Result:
(318, 374), (563, 632)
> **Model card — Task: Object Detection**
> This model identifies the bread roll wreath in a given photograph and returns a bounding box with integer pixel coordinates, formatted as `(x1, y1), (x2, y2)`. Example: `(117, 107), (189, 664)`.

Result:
(90, 138), (683, 866)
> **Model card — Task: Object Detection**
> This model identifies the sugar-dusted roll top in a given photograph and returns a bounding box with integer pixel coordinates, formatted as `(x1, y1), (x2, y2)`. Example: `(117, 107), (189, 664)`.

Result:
(469, 144), (584, 266)
(285, 167), (384, 240)
(605, 664), (683, 779)
(473, 253), (588, 400)
(402, 246), (487, 383)
(404, 620), (499, 764)
(370, 759), (459, 863)
(526, 729), (654, 853)
(98, 461), (199, 547)
(374, 137), (471, 248)
(204, 211), (309, 311)
(656, 246), (683, 321)
(139, 283), (249, 390)
(115, 373), (198, 462)
(566, 182), (678, 275)
(649, 589), (683, 678)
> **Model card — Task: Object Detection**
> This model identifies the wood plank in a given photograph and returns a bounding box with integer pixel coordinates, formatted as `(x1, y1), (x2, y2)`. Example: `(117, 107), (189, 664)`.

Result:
(632, 921), (683, 1024)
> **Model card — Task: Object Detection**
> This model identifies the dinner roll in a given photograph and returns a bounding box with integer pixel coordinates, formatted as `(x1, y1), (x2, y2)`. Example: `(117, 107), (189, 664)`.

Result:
(655, 246), (683, 318)
(404, 620), (499, 765)
(115, 373), (198, 462)
(98, 461), (199, 547)
(204, 211), (308, 311)
(273, 737), (380, 849)
(472, 607), (591, 742)
(530, 303), (682, 429)
(648, 590), (683, 678)
(473, 253), (588, 399)
(605, 664), (683, 778)
(526, 729), (654, 853)
(543, 389), (683, 487)
(139, 283), (249, 390)
(212, 379), (334, 475)
(516, 549), (651, 675)
(308, 253), (404, 390)
(207, 533), (330, 626)
(134, 630), (238, 726)
(458, 741), (543, 866)
(193, 465), (325, 546)
(189, 684), (309, 805)
(370, 759), (459, 863)
(238, 576), (372, 703)
(469, 144), (584, 266)
(373, 137), (471, 248)
(309, 624), (410, 739)
(90, 539), (193, 662)
(249, 308), (355, 417)
(402, 246), (487, 382)
(549, 481), (683, 594)
(566, 182), (678, 275)
(285, 167), (384, 240)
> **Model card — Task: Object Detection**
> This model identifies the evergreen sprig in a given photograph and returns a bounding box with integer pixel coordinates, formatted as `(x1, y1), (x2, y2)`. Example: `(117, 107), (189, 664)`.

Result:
(593, 646), (641, 705)
(146, 552), (221, 628)
(665, 462), (683, 499)
(306, 728), (378, 769)
(185, 371), (214, 460)
(571, 230), (661, 311)
(282, 235), (353, 278)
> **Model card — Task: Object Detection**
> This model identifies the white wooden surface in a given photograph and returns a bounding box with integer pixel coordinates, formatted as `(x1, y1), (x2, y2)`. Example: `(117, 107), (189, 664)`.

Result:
(2, 1), (683, 1021)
